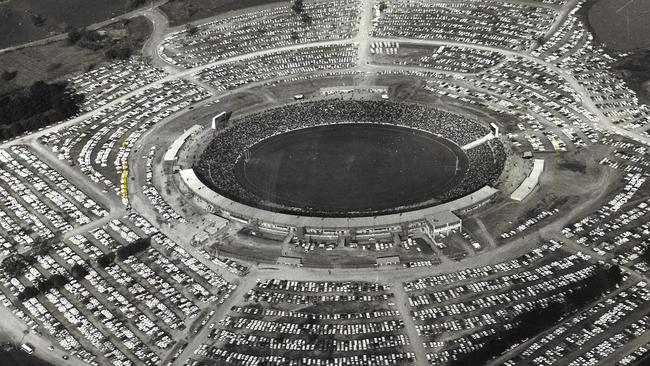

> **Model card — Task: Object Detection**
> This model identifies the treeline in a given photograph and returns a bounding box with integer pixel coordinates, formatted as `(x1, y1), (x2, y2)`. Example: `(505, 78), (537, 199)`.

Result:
(15, 262), (91, 301)
(2, 238), (150, 302)
(97, 237), (152, 268)
(67, 27), (134, 60)
(0, 80), (84, 140)
(449, 265), (624, 366)
(613, 50), (650, 103)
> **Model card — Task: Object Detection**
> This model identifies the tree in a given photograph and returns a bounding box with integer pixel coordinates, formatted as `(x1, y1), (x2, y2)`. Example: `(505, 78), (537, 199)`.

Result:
(116, 237), (151, 260)
(70, 263), (90, 280)
(97, 252), (116, 268)
(640, 246), (650, 264)
(185, 24), (199, 36)
(126, 0), (148, 10)
(1, 254), (28, 277)
(18, 286), (39, 302)
(1, 70), (17, 81)
(379, 2), (388, 11)
(31, 240), (54, 257)
(292, 0), (304, 14)
(31, 14), (46, 27)
(105, 46), (133, 60)
(67, 27), (81, 44)
(300, 13), (312, 25)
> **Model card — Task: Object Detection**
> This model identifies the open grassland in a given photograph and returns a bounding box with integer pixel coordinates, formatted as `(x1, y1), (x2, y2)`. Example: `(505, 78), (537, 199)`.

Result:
(0, 0), (141, 48)
(587, 0), (650, 51)
(0, 16), (152, 95)
(160, 0), (281, 26)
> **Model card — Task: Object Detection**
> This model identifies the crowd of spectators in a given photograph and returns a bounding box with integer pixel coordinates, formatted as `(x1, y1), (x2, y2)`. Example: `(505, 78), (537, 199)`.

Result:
(194, 100), (504, 215)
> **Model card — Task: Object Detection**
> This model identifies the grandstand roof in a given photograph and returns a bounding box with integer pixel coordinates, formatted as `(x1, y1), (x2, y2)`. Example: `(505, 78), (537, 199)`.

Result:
(180, 168), (497, 230)
(511, 159), (544, 201)
(163, 125), (203, 162)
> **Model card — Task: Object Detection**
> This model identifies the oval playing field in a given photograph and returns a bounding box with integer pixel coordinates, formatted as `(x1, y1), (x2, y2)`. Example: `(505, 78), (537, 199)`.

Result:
(233, 123), (468, 214)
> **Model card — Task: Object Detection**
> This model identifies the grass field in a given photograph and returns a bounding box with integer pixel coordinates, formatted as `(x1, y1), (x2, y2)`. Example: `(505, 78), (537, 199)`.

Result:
(231, 123), (467, 214)
(160, 0), (282, 27)
(0, 0), (140, 48)
(0, 41), (104, 94)
(587, 0), (650, 51)
(0, 16), (151, 95)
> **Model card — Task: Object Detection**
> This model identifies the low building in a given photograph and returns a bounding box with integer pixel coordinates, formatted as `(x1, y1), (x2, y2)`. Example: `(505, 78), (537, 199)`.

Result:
(511, 159), (545, 201)
(277, 256), (302, 266)
(193, 232), (210, 245)
(180, 168), (496, 237)
(163, 125), (203, 173)
(376, 255), (400, 266)
(423, 211), (462, 240)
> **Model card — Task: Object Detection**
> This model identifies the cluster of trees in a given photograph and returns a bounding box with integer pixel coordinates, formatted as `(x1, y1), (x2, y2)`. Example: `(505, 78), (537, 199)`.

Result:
(613, 50), (650, 103)
(1, 70), (17, 81)
(0, 254), (37, 278)
(97, 237), (152, 268)
(67, 27), (134, 60)
(18, 274), (70, 301)
(185, 24), (199, 36)
(31, 14), (46, 27)
(68, 28), (110, 50)
(291, 0), (313, 24)
(126, 0), (149, 10)
(449, 302), (566, 366)
(0, 80), (84, 141)
(1, 238), (152, 302)
(566, 264), (623, 307)
(15, 262), (91, 302)
(1, 250), (92, 301)
(449, 265), (623, 366)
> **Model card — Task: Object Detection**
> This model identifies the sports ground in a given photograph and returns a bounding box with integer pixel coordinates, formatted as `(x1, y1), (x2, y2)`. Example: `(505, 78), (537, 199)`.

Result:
(232, 123), (468, 214)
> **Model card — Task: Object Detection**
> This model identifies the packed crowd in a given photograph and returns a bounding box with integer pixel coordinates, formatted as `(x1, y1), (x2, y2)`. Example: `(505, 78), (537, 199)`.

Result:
(195, 100), (503, 215)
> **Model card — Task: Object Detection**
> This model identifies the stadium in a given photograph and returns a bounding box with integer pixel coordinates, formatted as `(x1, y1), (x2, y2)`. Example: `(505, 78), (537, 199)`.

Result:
(193, 100), (505, 218)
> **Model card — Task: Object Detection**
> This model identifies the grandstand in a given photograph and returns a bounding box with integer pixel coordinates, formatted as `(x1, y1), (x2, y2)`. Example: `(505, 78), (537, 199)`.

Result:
(193, 100), (506, 217)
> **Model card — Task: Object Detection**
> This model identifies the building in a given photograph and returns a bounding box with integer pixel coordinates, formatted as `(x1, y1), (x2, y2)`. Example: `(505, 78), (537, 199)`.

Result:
(277, 256), (302, 266)
(163, 125), (203, 173)
(180, 168), (495, 240)
(422, 211), (462, 240)
(193, 232), (210, 245)
(376, 255), (400, 266)
(490, 122), (500, 137)
(211, 111), (232, 130)
(511, 159), (545, 201)
(205, 213), (229, 233)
